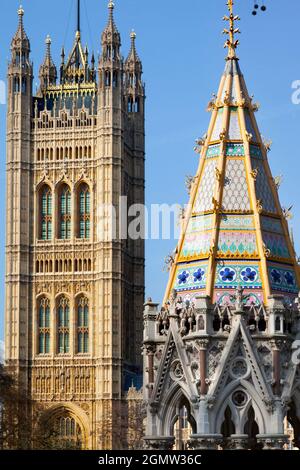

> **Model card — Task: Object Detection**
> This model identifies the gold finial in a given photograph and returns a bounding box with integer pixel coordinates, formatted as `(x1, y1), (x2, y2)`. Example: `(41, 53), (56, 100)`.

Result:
(130, 29), (136, 41)
(108, 1), (115, 10)
(45, 35), (51, 45)
(222, 0), (240, 59)
(18, 4), (24, 17)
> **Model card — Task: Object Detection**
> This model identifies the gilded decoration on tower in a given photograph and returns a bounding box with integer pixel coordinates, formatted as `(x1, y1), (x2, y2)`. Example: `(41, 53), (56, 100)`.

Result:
(143, 1), (300, 452)
(223, 0), (240, 59)
(161, 0), (300, 307)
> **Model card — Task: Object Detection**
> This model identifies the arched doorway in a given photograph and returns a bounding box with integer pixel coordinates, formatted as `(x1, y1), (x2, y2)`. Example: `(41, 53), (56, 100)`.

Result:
(48, 415), (84, 449)
(243, 406), (262, 450)
(220, 406), (236, 449)
(170, 395), (196, 450)
(39, 407), (88, 449)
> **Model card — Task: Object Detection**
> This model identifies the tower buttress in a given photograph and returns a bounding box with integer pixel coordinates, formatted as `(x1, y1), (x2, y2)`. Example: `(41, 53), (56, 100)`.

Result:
(96, 1), (125, 448)
(124, 31), (145, 369)
(6, 6), (33, 378)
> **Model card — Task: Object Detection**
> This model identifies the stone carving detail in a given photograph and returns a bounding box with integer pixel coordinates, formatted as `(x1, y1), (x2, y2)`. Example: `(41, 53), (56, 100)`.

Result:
(208, 341), (225, 377)
(35, 282), (52, 294)
(170, 360), (184, 382)
(230, 357), (248, 379)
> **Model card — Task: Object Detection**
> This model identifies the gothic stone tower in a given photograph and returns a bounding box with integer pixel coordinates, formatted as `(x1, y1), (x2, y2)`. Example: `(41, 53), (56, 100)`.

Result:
(143, 1), (300, 451)
(5, 2), (145, 449)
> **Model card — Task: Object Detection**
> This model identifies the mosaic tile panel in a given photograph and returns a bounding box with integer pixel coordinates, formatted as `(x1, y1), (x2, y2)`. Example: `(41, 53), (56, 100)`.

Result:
(268, 264), (298, 293)
(261, 216), (283, 234)
(186, 215), (213, 232)
(222, 159), (251, 211)
(180, 216), (213, 259)
(181, 231), (212, 259)
(206, 144), (220, 159)
(180, 291), (206, 305)
(220, 215), (255, 231)
(254, 160), (277, 213)
(228, 110), (242, 140)
(211, 108), (224, 141)
(193, 160), (216, 213)
(262, 232), (290, 259)
(250, 145), (263, 159)
(244, 110), (257, 142)
(218, 231), (258, 256)
(225, 143), (245, 156)
(215, 291), (263, 307)
(215, 263), (262, 289)
(174, 263), (208, 292)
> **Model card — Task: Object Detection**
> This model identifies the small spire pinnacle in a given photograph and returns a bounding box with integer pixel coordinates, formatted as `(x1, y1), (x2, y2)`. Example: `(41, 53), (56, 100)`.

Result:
(126, 29), (141, 65)
(45, 35), (51, 55)
(12, 4), (29, 47)
(43, 35), (55, 67)
(108, 1), (115, 25)
(222, 0), (240, 59)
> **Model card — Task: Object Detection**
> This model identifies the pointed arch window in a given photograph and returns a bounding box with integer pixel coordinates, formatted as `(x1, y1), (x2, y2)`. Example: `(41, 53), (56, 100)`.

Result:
(40, 185), (52, 240)
(78, 183), (90, 239)
(77, 296), (89, 353)
(57, 296), (70, 354)
(59, 184), (71, 239)
(38, 297), (50, 354)
(50, 415), (83, 449)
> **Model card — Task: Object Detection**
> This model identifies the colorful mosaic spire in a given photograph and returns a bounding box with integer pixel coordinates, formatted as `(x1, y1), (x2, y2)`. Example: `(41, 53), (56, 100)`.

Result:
(165, 1), (300, 307)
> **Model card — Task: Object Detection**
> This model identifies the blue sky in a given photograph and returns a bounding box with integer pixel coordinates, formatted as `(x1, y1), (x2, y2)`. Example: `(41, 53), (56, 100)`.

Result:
(1, 0), (300, 342)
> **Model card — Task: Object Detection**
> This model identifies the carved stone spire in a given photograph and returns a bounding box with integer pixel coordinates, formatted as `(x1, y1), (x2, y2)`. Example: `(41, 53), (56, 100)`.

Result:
(124, 31), (144, 104)
(100, 1), (121, 62)
(9, 5), (32, 92)
(39, 35), (57, 90)
(125, 30), (141, 67)
(11, 5), (30, 50)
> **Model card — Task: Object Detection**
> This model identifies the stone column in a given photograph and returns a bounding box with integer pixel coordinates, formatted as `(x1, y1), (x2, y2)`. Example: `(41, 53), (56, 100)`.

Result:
(188, 434), (223, 450)
(271, 340), (282, 396)
(197, 340), (209, 395)
(224, 434), (249, 450)
(256, 434), (289, 450)
(146, 346), (155, 399)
